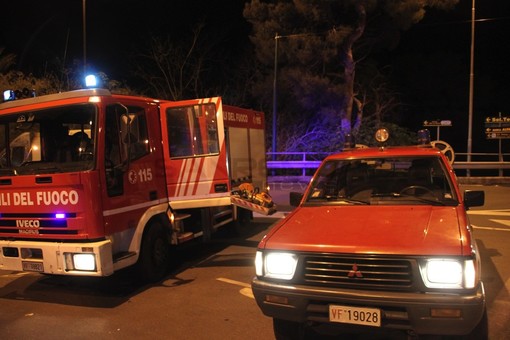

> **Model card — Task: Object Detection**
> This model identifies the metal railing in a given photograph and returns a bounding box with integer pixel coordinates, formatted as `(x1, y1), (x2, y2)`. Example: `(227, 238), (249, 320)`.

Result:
(267, 151), (510, 179)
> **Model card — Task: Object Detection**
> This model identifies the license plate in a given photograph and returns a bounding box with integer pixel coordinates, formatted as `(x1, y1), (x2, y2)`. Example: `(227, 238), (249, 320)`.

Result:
(22, 261), (44, 272)
(329, 304), (381, 327)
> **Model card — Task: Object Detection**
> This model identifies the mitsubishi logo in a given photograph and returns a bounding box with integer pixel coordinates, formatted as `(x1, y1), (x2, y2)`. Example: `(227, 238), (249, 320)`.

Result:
(348, 263), (363, 278)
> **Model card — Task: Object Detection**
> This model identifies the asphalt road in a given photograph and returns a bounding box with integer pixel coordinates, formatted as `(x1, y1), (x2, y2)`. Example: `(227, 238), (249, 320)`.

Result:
(0, 183), (509, 339)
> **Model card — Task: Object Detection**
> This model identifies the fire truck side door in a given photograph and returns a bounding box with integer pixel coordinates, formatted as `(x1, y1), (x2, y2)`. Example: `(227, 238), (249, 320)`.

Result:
(159, 97), (230, 208)
(102, 101), (167, 241)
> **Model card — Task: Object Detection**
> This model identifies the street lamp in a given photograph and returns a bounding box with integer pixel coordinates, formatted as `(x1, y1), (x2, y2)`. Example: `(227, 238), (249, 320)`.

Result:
(467, 0), (475, 176)
(82, 0), (87, 74)
(272, 33), (280, 160)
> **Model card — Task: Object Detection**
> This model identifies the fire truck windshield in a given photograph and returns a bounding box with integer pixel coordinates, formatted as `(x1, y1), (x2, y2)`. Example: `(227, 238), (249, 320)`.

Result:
(0, 103), (97, 175)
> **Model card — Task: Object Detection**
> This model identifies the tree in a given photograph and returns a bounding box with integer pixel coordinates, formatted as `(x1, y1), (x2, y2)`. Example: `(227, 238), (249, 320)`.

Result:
(0, 48), (16, 72)
(243, 0), (459, 152)
(132, 23), (257, 105)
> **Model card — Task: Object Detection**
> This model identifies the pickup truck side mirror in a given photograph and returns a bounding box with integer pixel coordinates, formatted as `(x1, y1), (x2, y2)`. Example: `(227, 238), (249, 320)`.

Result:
(464, 190), (484, 209)
(289, 192), (304, 207)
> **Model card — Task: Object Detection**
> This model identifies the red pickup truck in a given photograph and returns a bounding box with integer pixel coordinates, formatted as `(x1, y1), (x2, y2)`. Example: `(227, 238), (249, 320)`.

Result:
(252, 129), (487, 339)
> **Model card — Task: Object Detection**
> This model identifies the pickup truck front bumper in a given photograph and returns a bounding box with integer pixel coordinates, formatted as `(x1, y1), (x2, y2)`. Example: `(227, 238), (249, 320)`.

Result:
(252, 278), (486, 336)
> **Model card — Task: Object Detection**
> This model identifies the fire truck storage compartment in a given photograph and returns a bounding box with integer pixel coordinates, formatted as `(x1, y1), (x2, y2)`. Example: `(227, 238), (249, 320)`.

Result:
(223, 105), (267, 191)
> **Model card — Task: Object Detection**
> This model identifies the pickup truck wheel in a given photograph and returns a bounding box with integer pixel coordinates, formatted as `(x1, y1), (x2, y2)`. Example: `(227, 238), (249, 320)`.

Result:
(137, 222), (170, 283)
(273, 318), (306, 340)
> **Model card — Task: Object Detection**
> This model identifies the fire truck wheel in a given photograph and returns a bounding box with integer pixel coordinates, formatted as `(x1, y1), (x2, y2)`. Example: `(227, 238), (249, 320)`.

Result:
(137, 222), (170, 282)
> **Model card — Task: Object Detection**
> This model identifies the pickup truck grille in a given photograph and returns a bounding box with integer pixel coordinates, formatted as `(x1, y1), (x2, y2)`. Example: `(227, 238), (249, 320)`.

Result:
(302, 255), (413, 290)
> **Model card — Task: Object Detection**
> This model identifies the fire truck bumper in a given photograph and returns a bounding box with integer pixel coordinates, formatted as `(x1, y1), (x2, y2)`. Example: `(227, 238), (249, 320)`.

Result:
(0, 239), (114, 276)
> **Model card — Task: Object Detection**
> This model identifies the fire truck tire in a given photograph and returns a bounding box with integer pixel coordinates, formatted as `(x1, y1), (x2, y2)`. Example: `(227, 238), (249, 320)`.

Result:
(137, 221), (170, 282)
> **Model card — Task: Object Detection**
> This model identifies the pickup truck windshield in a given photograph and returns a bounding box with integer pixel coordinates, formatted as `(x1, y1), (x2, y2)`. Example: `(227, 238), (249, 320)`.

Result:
(0, 104), (97, 175)
(306, 156), (457, 205)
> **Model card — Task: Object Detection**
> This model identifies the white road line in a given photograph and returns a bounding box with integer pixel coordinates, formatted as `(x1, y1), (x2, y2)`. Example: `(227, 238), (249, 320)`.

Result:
(473, 225), (510, 232)
(216, 277), (254, 299)
(489, 219), (510, 227)
(468, 210), (510, 216)
(216, 277), (251, 288)
(254, 211), (289, 219)
(0, 272), (32, 278)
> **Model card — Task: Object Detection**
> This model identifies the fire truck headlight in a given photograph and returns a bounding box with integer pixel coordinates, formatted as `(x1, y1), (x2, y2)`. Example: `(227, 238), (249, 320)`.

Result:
(420, 259), (476, 289)
(65, 253), (96, 271)
(256, 251), (298, 280)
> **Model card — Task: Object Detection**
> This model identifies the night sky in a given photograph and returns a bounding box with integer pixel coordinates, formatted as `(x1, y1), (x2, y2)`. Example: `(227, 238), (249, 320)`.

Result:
(0, 0), (249, 77)
(1, 0), (509, 154)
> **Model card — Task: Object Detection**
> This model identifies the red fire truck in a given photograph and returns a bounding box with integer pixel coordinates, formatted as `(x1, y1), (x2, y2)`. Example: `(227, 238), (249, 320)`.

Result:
(0, 86), (273, 282)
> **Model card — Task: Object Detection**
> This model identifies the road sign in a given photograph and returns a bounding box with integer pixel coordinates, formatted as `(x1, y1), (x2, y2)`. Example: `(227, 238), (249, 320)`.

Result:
(485, 116), (510, 139)
(423, 120), (452, 127)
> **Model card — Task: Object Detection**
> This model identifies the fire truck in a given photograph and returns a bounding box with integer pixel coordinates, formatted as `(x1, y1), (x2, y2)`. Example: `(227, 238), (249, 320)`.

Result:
(0, 85), (273, 282)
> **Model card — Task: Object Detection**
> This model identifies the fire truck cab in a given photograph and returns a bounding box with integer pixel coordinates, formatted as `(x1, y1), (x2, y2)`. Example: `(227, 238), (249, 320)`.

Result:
(0, 87), (271, 282)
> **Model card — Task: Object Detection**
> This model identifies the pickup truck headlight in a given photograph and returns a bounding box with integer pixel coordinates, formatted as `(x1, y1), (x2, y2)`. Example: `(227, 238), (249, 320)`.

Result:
(420, 259), (476, 289)
(255, 251), (298, 280)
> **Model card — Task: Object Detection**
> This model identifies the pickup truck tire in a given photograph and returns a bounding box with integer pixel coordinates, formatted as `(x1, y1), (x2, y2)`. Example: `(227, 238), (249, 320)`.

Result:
(273, 318), (305, 340)
(137, 221), (170, 283)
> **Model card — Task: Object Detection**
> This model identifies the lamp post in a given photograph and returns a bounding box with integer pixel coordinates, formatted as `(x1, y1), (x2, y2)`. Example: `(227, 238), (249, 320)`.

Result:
(467, 0), (475, 176)
(82, 0), (87, 74)
(272, 33), (280, 160)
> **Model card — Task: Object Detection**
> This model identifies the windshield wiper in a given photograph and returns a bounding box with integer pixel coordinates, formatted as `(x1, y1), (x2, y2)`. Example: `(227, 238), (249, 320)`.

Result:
(325, 195), (370, 205)
(372, 192), (446, 205)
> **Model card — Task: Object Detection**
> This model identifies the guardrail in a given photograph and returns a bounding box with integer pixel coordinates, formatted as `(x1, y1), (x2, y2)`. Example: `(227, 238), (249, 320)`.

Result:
(267, 151), (510, 180)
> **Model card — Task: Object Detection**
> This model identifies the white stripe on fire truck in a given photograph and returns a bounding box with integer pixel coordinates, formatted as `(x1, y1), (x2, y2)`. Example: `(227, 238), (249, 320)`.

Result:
(192, 158), (205, 195)
(176, 157), (207, 196)
(103, 199), (168, 217)
(176, 158), (193, 197)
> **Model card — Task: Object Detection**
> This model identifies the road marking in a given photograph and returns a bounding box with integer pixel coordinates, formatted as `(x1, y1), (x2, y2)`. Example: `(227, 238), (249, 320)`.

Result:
(216, 277), (254, 299)
(0, 272), (32, 278)
(254, 211), (289, 219)
(468, 209), (510, 216)
(473, 225), (510, 232)
(489, 219), (510, 227)
(216, 277), (251, 288)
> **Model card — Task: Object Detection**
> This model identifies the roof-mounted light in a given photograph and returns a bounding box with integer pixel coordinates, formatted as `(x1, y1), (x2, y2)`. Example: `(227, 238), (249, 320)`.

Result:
(375, 128), (389, 143)
(343, 133), (356, 150)
(2, 88), (36, 102)
(417, 129), (431, 146)
(85, 74), (98, 88)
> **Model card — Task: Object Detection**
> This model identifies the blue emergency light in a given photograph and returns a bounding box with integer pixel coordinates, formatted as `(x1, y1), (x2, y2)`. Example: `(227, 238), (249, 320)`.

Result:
(85, 74), (98, 88)
(2, 88), (36, 102)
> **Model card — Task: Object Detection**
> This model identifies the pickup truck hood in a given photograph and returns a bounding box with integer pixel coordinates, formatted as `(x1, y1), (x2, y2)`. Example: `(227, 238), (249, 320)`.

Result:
(264, 205), (466, 256)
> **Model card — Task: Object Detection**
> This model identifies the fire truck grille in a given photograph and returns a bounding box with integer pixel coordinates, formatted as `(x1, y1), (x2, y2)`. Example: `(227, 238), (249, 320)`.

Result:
(301, 255), (413, 290)
(0, 213), (78, 235)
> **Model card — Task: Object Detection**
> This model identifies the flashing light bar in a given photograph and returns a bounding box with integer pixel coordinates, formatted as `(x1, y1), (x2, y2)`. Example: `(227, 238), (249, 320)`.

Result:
(2, 88), (36, 102)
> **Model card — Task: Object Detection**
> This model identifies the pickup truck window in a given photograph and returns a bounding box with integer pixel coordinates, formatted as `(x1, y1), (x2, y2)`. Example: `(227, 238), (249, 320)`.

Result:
(306, 156), (457, 205)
